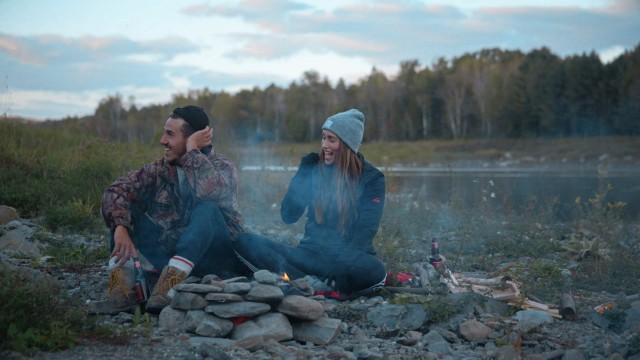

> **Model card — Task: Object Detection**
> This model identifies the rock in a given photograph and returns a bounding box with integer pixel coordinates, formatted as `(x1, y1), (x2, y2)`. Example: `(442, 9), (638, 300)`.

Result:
(422, 330), (446, 345)
(495, 345), (519, 360)
(195, 316), (234, 337)
(234, 335), (265, 351)
(277, 295), (325, 321)
(254, 269), (280, 284)
(173, 283), (223, 293)
(292, 317), (342, 345)
(427, 341), (451, 354)
(188, 336), (235, 350)
(232, 312), (293, 342)
(562, 349), (585, 360)
(624, 301), (640, 333)
(0, 205), (18, 225)
(366, 304), (427, 331)
(205, 292), (243, 303)
(159, 306), (186, 332)
(198, 343), (232, 360)
(245, 284), (284, 303)
(223, 276), (249, 283)
(185, 310), (207, 332)
(171, 291), (208, 310)
(0, 228), (41, 258)
(397, 330), (422, 346)
(201, 274), (222, 284)
(224, 282), (252, 294)
(205, 301), (271, 318)
(513, 310), (553, 333)
(459, 319), (492, 342)
(184, 276), (201, 284)
(354, 345), (384, 359)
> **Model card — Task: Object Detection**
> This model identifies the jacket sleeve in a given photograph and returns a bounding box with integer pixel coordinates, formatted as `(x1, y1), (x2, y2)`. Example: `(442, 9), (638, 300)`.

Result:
(350, 170), (385, 251)
(280, 156), (315, 224)
(101, 161), (160, 232)
(179, 149), (233, 202)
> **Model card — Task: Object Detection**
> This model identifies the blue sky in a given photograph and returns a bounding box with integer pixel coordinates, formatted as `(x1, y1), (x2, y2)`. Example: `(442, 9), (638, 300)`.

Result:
(0, 0), (638, 119)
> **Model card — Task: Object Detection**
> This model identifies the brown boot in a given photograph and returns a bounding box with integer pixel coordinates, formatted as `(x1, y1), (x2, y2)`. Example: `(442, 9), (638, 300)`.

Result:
(88, 266), (136, 315)
(145, 266), (188, 314)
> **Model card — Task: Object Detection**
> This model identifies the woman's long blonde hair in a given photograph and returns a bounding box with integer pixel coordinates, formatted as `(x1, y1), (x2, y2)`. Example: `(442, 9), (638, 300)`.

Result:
(315, 141), (363, 233)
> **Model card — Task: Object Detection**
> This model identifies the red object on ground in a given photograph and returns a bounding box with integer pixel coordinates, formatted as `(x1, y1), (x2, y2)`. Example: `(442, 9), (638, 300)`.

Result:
(314, 290), (348, 301)
(385, 271), (415, 285)
(231, 316), (250, 326)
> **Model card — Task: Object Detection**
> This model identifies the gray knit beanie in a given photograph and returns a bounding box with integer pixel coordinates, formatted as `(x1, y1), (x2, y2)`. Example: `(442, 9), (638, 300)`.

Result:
(321, 108), (365, 152)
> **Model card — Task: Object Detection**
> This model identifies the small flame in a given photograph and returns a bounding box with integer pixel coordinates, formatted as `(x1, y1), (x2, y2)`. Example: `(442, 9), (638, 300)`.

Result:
(281, 272), (290, 282)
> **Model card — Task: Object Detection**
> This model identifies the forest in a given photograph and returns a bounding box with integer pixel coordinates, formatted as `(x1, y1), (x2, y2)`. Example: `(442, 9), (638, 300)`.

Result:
(37, 45), (640, 144)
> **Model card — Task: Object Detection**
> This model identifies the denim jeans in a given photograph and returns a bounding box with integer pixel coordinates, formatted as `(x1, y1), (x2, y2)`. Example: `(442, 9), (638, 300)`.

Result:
(111, 201), (248, 278)
(234, 232), (386, 294)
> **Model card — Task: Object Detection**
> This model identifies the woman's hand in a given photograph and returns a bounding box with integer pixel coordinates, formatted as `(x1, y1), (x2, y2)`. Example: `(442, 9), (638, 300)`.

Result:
(186, 126), (213, 152)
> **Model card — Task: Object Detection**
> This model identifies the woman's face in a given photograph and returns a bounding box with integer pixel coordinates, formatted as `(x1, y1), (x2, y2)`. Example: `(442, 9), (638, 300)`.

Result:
(321, 130), (341, 165)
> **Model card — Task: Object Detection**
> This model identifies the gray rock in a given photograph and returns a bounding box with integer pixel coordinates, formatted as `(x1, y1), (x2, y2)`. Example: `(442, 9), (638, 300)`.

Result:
(222, 276), (249, 283)
(171, 291), (208, 310)
(205, 301), (271, 318)
(254, 269), (280, 284)
(174, 283), (224, 293)
(422, 330), (446, 345)
(513, 310), (553, 332)
(624, 301), (640, 333)
(232, 312), (293, 342)
(184, 276), (201, 284)
(159, 306), (186, 332)
(0, 205), (18, 225)
(589, 311), (611, 329)
(495, 345), (519, 360)
(366, 304), (427, 331)
(188, 336), (235, 350)
(205, 292), (243, 303)
(459, 319), (492, 342)
(292, 317), (342, 345)
(397, 330), (422, 346)
(0, 228), (41, 258)
(195, 316), (234, 337)
(234, 335), (265, 351)
(201, 274), (222, 284)
(562, 349), (585, 360)
(277, 295), (325, 320)
(427, 340), (451, 354)
(245, 283), (284, 302)
(354, 345), (384, 359)
(223, 282), (252, 294)
(185, 310), (207, 332)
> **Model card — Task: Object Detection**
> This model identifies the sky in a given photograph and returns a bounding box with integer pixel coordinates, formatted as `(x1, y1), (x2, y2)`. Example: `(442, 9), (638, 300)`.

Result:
(0, 0), (638, 120)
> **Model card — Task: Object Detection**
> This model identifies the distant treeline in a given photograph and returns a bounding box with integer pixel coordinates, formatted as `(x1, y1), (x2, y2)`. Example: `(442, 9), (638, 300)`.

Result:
(43, 45), (640, 143)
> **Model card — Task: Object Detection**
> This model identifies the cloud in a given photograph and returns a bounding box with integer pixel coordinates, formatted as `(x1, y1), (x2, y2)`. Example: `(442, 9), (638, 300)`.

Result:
(179, 0), (640, 67)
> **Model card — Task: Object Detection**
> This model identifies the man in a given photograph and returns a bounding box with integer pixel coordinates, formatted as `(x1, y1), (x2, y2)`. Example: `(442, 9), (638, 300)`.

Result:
(99, 105), (246, 314)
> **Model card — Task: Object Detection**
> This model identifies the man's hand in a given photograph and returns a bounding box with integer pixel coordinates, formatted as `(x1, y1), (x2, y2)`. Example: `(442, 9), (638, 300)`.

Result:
(186, 126), (213, 152)
(112, 225), (138, 266)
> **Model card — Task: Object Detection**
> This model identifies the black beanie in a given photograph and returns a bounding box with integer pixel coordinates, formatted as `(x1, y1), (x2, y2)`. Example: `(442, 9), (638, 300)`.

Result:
(171, 105), (209, 131)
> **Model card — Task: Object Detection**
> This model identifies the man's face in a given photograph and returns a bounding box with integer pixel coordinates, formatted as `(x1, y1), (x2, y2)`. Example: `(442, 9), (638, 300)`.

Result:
(160, 117), (188, 164)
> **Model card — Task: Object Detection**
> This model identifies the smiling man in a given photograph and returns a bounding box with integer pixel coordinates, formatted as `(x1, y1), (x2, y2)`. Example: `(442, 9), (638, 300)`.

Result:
(99, 105), (247, 314)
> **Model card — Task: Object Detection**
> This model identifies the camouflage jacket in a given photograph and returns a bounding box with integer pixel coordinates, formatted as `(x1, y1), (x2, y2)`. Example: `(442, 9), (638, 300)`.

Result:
(101, 149), (244, 244)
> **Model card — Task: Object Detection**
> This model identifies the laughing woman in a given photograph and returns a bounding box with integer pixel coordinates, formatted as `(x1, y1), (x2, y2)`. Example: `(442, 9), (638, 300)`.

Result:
(234, 109), (386, 295)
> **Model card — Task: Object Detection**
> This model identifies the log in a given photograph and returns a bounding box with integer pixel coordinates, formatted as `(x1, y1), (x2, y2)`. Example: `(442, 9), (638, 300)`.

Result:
(559, 293), (577, 320)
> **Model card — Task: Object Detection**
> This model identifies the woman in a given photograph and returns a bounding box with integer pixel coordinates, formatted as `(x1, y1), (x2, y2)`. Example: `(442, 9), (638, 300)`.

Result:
(234, 109), (386, 295)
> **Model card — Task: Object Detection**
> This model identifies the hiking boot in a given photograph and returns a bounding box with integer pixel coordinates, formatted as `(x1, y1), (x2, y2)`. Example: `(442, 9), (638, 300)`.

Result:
(145, 265), (187, 314)
(88, 266), (136, 315)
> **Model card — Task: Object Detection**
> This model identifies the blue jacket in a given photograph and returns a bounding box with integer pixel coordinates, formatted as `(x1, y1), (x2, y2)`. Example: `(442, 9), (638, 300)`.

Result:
(280, 153), (385, 254)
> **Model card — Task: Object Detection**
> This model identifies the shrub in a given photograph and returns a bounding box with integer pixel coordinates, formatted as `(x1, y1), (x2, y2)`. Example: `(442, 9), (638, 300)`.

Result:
(0, 266), (85, 354)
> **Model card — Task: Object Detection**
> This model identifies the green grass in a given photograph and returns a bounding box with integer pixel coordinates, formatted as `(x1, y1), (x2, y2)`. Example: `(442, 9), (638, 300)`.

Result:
(0, 265), (86, 354)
